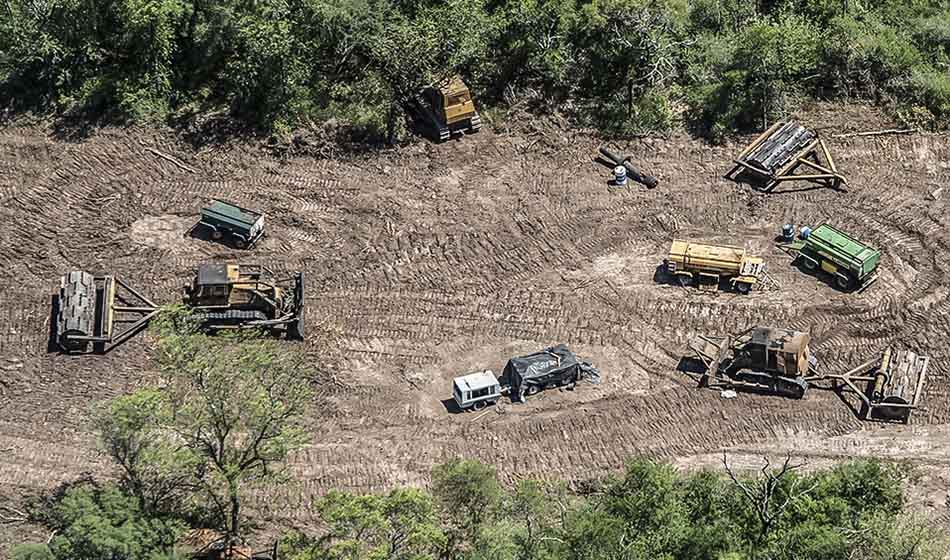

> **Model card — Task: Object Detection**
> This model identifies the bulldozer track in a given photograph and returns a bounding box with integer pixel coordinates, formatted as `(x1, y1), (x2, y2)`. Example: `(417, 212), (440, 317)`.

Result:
(2, 114), (950, 551)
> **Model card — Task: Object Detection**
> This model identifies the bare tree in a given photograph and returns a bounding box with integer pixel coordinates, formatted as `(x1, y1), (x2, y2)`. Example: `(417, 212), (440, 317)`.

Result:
(722, 452), (819, 544)
(606, 7), (696, 119)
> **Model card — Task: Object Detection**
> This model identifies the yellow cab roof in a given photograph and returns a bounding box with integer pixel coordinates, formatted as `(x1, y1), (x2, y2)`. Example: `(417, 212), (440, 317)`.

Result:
(439, 75), (470, 96)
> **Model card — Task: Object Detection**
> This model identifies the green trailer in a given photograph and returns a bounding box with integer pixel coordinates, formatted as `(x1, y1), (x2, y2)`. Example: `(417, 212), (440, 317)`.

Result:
(192, 199), (265, 249)
(785, 224), (881, 291)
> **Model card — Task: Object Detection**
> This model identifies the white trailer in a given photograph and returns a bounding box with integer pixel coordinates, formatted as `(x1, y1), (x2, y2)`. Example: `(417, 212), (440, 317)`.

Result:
(452, 370), (502, 411)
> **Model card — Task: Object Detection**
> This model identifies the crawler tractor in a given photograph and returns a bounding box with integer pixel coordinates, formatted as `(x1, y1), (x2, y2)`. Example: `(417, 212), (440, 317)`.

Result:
(54, 264), (305, 353)
(183, 264), (305, 340)
(688, 326), (930, 423)
(690, 326), (817, 398)
(406, 75), (481, 142)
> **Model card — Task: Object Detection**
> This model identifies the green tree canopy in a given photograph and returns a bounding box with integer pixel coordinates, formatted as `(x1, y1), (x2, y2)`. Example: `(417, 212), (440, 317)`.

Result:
(431, 457), (504, 555)
(11, 482), (185, 560)
(148, 307), (315, 547)
(307, 488), (446, 560)
(3, 0), (948, 137)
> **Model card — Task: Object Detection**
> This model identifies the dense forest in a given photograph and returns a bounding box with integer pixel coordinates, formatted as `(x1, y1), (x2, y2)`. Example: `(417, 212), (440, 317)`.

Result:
(1, 0), (948, 141)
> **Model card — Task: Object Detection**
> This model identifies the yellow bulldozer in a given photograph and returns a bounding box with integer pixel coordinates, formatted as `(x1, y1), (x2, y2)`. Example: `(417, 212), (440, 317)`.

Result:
(54, 263), (305, 353)
(406, 75), (481, 142)
(690, 326), (816, 399)
(183, 263), (305, 340)
(688, 326), (930, 423)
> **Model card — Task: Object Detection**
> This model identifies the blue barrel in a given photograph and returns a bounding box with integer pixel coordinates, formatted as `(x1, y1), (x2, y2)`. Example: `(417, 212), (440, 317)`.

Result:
(799, 226), (812, 239)
(613, 166), (628, 186)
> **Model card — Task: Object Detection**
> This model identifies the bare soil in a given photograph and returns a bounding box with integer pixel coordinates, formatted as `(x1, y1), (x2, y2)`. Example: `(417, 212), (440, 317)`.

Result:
(1, 104), (948, 550)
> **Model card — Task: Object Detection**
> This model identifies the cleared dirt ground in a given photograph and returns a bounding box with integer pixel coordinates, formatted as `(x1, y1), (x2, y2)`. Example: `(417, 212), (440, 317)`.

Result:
(1, 104), (948, 548)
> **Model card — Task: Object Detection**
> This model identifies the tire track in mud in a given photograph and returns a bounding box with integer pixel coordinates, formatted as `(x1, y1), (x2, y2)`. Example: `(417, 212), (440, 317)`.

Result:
(281, 385), (864, 497)
(2, 124), (950, 539)
(0, 292), (52, 355)
(0, 131), (52, 205)
(284, 132), (950, 505)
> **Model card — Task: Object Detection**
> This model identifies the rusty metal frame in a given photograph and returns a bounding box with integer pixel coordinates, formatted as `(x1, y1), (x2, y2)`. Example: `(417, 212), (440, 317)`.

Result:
(727, 123), (846, 192)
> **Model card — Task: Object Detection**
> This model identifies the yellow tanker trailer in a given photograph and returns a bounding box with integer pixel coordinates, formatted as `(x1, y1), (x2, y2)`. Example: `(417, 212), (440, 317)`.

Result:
(664, 240), (764, 294)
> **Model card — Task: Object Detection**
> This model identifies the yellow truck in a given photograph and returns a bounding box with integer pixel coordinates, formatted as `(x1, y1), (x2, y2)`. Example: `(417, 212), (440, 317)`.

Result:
(664, 240), (764, 294)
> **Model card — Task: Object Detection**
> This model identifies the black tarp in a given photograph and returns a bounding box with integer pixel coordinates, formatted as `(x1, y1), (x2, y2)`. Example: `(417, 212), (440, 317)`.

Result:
(503, 344), (600, 401)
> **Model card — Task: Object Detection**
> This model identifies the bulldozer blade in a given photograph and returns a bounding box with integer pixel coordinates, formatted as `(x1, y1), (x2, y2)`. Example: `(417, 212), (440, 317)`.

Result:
(690, 335), (729, 368)
(288, 272), (306, 341)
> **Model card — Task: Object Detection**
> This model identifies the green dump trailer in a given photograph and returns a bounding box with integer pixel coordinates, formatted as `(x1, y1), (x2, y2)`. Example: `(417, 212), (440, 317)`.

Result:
(194, 199), (265, 249)
(787, 224), (881, 291)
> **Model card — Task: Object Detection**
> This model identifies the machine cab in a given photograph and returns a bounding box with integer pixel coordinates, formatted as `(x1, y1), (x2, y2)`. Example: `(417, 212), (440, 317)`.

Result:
(745, 327), (813, 377)
(436, 76), (475, 125)
(186, 263), (233, 306)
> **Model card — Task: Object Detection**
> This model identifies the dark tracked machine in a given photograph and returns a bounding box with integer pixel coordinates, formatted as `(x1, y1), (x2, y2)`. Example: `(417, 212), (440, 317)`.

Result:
(183, 263), (305, 340)
(688, 325), (930, 423)
(54, 264), (305, 353)
(690, 326), (817, 399)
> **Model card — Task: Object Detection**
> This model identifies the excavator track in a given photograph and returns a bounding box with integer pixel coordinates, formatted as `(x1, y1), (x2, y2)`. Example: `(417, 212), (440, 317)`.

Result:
(196, 309), (269, 327)
(467, 113), (482, 133)
(732, 369), (808, 399)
